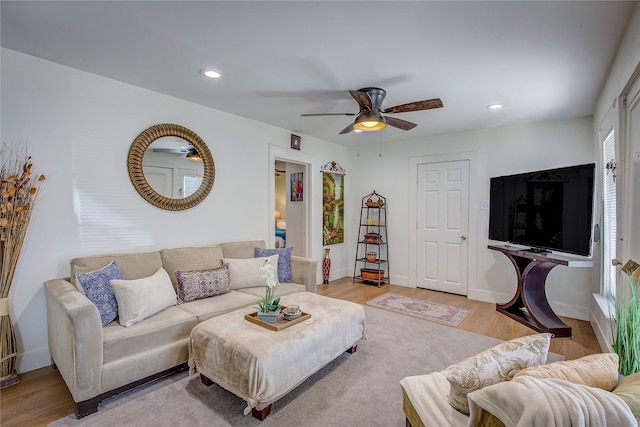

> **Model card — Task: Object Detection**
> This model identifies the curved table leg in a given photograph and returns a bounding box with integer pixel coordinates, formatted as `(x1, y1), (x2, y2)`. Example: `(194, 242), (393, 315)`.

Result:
(496, 254), (572, 337)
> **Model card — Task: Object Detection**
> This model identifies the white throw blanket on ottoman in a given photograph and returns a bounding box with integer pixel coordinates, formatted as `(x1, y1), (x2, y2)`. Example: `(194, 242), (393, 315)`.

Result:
(468, 376), (638, 427)
(188, 292), (366, 416)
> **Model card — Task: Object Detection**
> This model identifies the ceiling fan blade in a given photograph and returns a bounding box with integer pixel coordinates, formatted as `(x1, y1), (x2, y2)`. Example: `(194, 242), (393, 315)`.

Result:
(301, 112), (357, 116)
(384, 116), (417, 131)
(152, 148), (188, 154)
(383, 98), (443, 114)
(349, 90), (373, 110)
(339, 123), (354, 134)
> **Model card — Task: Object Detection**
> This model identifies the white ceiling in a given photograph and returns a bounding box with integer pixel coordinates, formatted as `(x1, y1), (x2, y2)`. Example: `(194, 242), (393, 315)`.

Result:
(1, 1), (636, 146)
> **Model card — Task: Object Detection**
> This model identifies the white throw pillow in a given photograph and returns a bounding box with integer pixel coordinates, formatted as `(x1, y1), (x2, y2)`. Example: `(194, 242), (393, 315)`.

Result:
(444, 333), (551, 415)
(222, 254), (279, 289)
(110, 268), (177, 327)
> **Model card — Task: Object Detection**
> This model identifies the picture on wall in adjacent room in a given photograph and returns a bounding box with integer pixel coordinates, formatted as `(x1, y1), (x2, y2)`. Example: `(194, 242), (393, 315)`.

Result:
(290, 172), (303, 202)
(322, 171), (344, 245)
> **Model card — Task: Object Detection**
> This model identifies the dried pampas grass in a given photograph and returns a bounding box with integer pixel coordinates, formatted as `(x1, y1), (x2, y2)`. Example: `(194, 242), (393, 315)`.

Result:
(0, 144), (45, 386)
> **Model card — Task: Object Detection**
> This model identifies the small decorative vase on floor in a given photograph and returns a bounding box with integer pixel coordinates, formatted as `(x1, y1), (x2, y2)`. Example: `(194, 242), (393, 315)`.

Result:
(322, 248), (331, 285)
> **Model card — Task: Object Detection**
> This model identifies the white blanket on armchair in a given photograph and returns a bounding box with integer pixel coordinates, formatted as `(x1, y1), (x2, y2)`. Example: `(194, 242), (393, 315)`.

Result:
(467, 376), (637, 427)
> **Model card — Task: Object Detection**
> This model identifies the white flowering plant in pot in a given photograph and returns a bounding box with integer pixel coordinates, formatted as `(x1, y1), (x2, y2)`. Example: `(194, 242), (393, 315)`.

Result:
(257, 258), (280, 314)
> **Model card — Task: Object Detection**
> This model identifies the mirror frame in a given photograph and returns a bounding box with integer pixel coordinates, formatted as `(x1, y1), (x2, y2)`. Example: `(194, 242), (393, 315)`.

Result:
(128, 123), (215, 211)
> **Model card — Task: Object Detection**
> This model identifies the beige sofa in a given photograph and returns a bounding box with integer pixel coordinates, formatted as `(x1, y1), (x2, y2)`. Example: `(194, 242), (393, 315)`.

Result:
(44, 240), (317, 418)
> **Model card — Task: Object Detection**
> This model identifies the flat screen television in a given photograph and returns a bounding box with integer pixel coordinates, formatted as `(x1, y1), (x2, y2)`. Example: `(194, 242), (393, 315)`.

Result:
(488, 163), (595, 256)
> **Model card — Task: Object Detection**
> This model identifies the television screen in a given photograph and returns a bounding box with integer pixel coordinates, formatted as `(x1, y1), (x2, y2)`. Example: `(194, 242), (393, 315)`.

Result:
(488, 163), (595, 256)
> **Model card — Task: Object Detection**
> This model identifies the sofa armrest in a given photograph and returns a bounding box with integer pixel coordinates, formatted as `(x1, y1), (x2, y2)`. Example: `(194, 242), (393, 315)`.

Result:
(44, 278), (103, 403)
(291, 256), (318, 293)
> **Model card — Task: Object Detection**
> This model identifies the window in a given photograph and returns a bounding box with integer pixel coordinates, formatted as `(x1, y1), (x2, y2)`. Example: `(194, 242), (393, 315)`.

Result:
(183, 176), (203, 198)
(602, 129), (617, 298)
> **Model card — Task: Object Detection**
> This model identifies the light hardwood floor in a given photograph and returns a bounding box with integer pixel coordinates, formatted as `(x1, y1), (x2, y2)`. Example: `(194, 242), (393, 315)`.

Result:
(1, 277), (601, 426)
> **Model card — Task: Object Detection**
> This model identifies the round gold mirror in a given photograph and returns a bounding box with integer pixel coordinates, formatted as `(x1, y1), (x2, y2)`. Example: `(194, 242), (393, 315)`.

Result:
(128, 124), (215, 211)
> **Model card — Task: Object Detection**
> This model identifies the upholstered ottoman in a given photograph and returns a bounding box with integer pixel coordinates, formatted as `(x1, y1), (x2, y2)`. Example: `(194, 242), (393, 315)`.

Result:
(188, 292), (366, 420)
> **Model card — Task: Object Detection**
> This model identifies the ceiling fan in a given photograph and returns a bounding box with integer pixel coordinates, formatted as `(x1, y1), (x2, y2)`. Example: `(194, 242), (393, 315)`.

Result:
(152, 145), (202, 161)
(301, 87), (443, 134)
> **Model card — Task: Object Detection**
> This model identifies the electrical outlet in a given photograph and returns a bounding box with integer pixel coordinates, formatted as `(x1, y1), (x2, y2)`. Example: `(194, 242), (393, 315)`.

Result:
(480, 200), (489, 210)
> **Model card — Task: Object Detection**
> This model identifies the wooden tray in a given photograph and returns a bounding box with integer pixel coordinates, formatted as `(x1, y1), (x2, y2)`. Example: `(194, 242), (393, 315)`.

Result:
(245, 309), (311, 331)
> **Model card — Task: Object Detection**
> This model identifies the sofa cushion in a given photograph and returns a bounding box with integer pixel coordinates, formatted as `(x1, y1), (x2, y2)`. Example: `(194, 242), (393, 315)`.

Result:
(176, 266), (231, 303)
(75, 261), (123, 326)
(102, 305), (196, 364)
(222, 254), (279, 289)
(71, 251), (162, 287)
(160, 246), (224, 290)
(219, 240), (266, 259)
(513, 352), (619, 391)
(111, 268), (177, 327)
(255, 246), (293, 282)
(444, 333), (551, 415)
(235, 283), (306, 298)
(613, 373), (640, 422)
(176, 290), (257, 323)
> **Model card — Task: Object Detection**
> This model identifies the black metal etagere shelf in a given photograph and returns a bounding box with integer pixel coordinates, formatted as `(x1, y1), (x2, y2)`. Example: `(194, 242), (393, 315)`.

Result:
(353, 191), (389, 287)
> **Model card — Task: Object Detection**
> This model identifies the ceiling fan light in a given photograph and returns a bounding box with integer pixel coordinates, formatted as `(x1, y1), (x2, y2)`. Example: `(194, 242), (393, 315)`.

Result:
(186, 151), (203, 161)
(353, 111), (387, 132)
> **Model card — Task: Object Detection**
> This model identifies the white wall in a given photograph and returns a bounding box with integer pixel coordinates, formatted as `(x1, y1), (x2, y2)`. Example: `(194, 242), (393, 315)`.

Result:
(1, 48), (348, 372)
(349, 117), (596, 320)
(591, 2), (640, 351)
(2, 43), (617, 373)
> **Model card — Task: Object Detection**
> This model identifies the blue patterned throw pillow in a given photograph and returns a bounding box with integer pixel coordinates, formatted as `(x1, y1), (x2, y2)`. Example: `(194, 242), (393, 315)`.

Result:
(75, 261), (123, 326)
(255, 246), (293, 282)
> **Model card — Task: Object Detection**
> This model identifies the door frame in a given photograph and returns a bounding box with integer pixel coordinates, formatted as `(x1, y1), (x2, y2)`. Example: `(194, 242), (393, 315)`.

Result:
(408, 151), (478, 290)
(268, 145), (315, 258)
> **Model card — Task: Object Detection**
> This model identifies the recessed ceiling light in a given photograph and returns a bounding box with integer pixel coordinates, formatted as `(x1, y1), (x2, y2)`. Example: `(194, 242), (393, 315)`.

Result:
(200, 69), (221, 79)
(486, 104), (504, 111)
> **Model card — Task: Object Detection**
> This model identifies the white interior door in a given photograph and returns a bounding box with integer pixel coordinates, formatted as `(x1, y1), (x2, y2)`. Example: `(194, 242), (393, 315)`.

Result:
(143, 166), (173, 197)
(416, 160), (469, 295)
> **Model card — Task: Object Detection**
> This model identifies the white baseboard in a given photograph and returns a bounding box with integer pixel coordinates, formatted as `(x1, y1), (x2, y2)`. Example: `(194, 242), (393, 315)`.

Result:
(17, 346), (51, 373)
(467, 288), (510, 304)
(591, 293), (614, 352)
(467, 288), (589, 321)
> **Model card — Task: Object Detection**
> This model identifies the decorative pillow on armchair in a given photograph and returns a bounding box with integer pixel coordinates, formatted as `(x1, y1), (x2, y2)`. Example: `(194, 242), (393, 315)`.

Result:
(444, 333), (551, 415)
(255, 246), (293, 282)
(513, 352), (619, 391)
(75, 261), (123, 326)
(175, 266), (230, 303)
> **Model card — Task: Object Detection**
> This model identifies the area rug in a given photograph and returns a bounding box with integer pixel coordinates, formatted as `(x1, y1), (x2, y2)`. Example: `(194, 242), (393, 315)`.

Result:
(48, 306), (559, 427)
(366, 293), (470, 326)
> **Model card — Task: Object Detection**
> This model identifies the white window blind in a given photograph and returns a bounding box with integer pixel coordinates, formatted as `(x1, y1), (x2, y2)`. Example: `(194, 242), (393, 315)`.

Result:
(602, 129), (617, 298)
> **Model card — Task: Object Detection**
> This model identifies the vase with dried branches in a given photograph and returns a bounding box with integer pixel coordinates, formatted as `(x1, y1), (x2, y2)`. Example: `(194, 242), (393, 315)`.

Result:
(0, 146), (45, 387)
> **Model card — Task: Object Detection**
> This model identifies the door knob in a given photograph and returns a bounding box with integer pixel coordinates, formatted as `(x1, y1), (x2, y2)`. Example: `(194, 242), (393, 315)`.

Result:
(461, 235), (467, 241)
(612, 259), (622, 266)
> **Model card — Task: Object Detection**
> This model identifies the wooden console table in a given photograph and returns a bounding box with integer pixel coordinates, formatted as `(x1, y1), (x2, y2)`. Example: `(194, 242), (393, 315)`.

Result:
(488, 244), (595, 337)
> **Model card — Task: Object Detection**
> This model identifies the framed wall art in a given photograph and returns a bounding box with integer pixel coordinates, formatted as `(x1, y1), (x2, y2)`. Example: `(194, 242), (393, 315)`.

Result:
(290, 134), (301, 150)
(290, 172), (303, 202)
(321, 161), (346, 245)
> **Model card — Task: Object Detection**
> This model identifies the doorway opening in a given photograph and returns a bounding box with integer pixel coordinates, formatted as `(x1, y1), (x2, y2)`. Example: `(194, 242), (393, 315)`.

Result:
(274, 160), (308, 257)
(269, 144), (313, 258)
